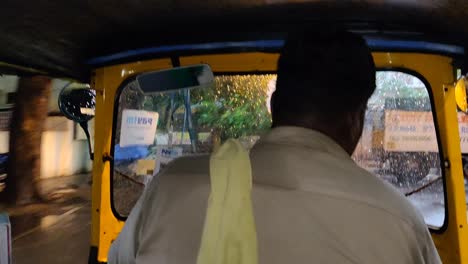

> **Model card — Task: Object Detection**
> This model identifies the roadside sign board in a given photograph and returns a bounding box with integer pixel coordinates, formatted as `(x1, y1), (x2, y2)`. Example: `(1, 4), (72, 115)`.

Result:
(384, 110), (468, 152)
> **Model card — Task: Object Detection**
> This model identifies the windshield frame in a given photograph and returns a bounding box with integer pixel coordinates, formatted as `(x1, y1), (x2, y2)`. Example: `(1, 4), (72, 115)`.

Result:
(108, 63), (448, 232)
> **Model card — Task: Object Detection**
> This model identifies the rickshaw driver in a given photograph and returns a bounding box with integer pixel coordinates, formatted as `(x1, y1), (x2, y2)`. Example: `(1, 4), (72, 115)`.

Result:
(108, 28), (441, 264)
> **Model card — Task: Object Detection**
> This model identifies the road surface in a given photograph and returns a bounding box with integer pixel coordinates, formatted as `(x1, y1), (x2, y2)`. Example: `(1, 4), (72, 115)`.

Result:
(11, 188), (91, 264)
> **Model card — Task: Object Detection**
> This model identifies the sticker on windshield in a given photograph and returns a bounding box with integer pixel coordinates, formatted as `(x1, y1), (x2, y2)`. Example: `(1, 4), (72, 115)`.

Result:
(136, 159), (160, 176)
(120, 109), (159, 147)
(157, 147), (183, 165)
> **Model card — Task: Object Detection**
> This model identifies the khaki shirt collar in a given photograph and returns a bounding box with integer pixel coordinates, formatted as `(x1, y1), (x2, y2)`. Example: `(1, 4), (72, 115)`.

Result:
(250, 126), (353, 189)
(256, 126), (351, 160)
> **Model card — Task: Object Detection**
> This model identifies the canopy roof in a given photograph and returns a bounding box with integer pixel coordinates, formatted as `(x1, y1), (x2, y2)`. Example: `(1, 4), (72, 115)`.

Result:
(1, 0), (467, 81)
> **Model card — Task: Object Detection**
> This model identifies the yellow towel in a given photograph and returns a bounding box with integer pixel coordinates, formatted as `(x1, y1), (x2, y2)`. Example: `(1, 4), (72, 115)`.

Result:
(197, 139), (258, 264)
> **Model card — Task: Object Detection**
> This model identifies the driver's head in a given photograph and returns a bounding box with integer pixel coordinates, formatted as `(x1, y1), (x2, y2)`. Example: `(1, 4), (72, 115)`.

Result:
(271, 27), (376, 155)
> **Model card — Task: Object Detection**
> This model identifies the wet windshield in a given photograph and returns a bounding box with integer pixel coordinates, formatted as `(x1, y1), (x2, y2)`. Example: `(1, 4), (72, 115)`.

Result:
(352, 71), (443, 228)
(112, 75), (275, 216)
(112, 71), (445, 228)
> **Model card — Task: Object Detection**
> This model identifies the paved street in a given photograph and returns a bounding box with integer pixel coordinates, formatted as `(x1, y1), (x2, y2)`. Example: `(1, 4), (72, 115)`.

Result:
(8, 176), (91, 264)
(12, 203), (90, 264)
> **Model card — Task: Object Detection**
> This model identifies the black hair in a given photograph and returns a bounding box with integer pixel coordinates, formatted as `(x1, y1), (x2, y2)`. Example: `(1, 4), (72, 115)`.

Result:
(272, 27), (376, 126)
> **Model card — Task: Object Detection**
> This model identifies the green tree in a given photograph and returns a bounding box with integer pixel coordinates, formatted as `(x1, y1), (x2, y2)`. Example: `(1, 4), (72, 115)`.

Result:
(195, 75), (274, 141)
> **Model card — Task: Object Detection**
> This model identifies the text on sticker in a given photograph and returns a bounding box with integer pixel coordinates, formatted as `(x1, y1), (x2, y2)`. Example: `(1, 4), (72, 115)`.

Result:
(126, 116), (153, 125)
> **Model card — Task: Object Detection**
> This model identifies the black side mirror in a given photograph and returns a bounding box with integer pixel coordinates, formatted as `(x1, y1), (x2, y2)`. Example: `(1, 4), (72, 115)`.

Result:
(58, 82), (96, 160)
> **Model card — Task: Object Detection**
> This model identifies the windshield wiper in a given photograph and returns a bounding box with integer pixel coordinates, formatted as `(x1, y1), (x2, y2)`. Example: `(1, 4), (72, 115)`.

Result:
(405, 175), (442, 196)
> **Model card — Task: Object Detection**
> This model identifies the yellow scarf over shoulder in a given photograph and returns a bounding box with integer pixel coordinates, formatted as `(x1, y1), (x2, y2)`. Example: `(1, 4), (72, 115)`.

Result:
(197, 139), (258, 264)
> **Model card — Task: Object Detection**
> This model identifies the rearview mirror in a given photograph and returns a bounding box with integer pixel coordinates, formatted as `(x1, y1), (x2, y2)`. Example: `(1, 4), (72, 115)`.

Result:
(455, 76), (468, 113)
(136, 64), (214, 93)
(58, 82), (96, 160)
(58, 82), (96, 123)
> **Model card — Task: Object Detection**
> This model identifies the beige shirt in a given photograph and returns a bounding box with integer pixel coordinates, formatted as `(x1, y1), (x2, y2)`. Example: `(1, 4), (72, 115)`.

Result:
(108, 126), (441, 264)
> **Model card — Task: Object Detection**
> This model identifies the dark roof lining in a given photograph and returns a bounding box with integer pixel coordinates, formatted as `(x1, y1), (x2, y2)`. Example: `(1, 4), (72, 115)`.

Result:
(0, 1), (467, 81)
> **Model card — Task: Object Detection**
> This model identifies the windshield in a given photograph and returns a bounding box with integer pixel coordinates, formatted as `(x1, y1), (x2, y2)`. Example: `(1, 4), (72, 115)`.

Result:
(112, 71), (445, 229)
(112, 75), (275, 216)
(352, 71), (443, 228)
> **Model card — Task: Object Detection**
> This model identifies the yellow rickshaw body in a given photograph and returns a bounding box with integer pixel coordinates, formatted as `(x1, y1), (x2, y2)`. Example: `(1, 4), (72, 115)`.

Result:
(0, 1), (467, 264)
(90, 51), (468, 263)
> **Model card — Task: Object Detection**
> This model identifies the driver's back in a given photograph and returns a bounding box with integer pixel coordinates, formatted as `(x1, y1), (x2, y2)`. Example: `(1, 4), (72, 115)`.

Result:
(108, 126), (441, 264)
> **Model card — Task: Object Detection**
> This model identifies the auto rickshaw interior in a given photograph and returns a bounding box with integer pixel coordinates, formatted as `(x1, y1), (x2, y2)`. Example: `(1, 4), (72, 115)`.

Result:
(2, 1), (468, 263)
(84, 45), (468, 264)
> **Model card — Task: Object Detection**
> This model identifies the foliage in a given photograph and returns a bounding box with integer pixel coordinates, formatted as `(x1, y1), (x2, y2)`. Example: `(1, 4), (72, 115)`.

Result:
(142, 92), (185, 132)
(194, 75), (274, 141)
(124, 75), (274, 142)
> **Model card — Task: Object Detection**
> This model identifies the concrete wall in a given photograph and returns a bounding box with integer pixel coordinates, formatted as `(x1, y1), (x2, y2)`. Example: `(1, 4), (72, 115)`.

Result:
(0, 117), (93, 179)
(0, 76), (93, 179)
(40, 117), (93, 179)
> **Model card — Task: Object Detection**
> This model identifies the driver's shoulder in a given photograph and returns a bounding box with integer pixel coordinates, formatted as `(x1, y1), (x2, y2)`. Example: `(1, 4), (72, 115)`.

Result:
(138, 154), (211, 217)
(147, 154), (211, 196)
(164, 154), (211, 176)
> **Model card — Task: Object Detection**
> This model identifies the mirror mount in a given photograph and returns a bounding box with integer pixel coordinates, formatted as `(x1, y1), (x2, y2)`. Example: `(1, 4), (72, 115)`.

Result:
(79, 121), (94, 160)
(58, 82), (96, 161)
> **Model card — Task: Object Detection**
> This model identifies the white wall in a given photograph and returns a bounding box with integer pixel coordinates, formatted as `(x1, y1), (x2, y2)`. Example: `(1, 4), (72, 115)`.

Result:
(0, 116), (93, 179)
(40, 117), (93, 179)
(0, 76), (93, 179)
(49, 79), (70, 113)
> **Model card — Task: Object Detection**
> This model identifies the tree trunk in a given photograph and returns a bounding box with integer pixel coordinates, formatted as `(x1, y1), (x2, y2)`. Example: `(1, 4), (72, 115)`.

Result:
(3, 76), (51, 205)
